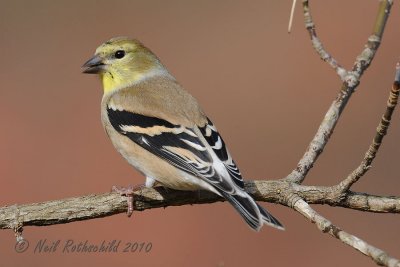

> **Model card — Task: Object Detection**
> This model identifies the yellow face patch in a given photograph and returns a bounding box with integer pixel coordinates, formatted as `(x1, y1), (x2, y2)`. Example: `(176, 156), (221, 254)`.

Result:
(93, 37), (164, 94)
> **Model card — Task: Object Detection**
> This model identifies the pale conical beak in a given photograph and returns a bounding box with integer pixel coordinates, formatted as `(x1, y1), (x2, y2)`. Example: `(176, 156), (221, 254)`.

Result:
(82, 55), (106, 74)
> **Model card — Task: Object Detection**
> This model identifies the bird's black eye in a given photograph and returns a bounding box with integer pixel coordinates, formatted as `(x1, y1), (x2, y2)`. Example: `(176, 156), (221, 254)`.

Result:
(114, 50), (125, 59)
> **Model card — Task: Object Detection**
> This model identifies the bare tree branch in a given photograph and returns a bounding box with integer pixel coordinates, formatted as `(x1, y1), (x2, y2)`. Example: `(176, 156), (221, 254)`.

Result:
(338, 192), (400, 213)
(293, 199), (400, 267)
(1, 180), (399, 230)
(285, 0), (393, 184)
(339, 66), (400, 191)
(302, 0), (346, 79)
(295, 184), (400, 213)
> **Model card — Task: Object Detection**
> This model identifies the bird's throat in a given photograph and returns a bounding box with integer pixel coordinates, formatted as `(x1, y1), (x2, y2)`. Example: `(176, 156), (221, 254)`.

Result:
(101, 72), (119, 94)
(100, 67), (168, 95)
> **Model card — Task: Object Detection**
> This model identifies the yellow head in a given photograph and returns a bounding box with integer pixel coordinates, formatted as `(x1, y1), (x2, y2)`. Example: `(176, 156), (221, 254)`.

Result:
(82, 37), (167, 94)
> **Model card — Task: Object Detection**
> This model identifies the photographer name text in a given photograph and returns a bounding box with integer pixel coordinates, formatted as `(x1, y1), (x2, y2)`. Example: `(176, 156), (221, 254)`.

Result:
(15, 239), (153, 254)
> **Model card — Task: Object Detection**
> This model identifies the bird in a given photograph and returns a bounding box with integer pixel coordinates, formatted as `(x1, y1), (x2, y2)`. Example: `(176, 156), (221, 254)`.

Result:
(82, 37), (284, 231)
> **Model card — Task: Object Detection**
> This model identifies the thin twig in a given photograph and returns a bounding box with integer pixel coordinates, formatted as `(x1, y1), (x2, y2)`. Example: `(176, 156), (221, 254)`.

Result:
(288, 0), (297, 33)
(302, 0), (347, 79)
(339, 64), (400, 191)
(286, 0), (393, 184)
(293, 199), (400, 267)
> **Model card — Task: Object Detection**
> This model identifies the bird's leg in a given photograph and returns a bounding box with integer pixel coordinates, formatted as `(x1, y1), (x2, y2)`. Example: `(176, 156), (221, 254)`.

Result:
(111, 184), (145, 217)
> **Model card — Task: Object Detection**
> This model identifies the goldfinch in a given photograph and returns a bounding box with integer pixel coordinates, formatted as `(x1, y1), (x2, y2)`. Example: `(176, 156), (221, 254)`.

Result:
(82, 37), (283, 231)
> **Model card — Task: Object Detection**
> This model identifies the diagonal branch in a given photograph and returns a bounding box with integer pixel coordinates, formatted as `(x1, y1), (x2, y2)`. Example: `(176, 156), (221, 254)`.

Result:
(339, 65), (400, 191)
(293, 199), (400, 267)
(286, 0), (393, 184)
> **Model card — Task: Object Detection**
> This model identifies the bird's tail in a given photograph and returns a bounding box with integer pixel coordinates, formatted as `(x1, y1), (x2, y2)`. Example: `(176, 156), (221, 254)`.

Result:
(220, 191), (284, 231)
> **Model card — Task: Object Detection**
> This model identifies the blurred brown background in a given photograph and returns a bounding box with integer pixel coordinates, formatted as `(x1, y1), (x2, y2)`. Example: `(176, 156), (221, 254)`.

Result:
(0, 1), (399, 266)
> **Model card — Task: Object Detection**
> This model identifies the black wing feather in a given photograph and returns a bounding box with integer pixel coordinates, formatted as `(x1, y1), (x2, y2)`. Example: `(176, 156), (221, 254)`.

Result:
(108, 108), (227, 187)
(107, 107), (283, 230)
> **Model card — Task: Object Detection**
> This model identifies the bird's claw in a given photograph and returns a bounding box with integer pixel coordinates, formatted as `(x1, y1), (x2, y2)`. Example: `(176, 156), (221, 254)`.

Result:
(112, 185), (137, 217)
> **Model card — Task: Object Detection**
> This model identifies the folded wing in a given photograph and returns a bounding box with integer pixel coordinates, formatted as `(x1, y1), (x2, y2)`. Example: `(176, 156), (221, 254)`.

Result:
(107, 106), (283, 231)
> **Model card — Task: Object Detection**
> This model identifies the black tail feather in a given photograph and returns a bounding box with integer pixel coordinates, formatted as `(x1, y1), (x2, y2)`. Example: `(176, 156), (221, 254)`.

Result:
(220, 191), (284, 231)
(257, 203), (284, 230)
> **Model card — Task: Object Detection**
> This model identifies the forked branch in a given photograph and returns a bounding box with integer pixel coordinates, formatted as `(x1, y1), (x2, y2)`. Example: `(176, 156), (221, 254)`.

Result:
(285, 0), (393, 184)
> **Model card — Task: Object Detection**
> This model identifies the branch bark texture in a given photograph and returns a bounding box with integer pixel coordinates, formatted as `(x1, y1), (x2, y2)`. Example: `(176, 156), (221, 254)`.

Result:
(1, 180), (400, 229)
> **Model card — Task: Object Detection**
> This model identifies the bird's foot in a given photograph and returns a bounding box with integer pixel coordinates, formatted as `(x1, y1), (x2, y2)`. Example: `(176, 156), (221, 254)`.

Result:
(112, 184), (144, 217)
